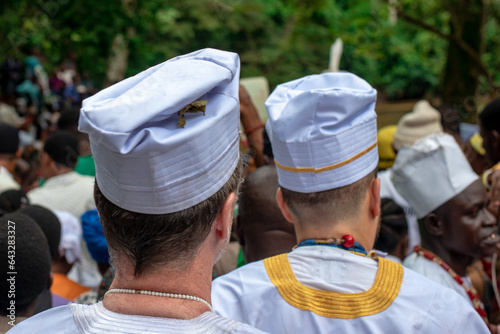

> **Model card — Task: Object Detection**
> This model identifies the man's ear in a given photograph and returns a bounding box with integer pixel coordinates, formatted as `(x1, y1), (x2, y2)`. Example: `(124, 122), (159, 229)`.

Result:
(214, 192), (237, 241)
(369, 177), (381, 219)
(276, 188), (294, 223)
(423, 213), (443, 237)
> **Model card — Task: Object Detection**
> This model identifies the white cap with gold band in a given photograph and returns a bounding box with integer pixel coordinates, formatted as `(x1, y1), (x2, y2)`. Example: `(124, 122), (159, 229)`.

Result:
(265, 72), (378, 193)
(79, 48), (241, 214)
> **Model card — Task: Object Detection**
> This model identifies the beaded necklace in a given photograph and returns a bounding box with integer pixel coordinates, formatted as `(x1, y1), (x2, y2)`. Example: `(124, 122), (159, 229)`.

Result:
(414, 245), (488, 322)
(105, 289), (213, 312)
(295, 234), (368, 256)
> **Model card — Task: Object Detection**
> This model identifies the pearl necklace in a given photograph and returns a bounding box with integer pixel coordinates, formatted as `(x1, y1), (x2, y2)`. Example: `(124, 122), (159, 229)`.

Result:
(105, 288), (213, 312)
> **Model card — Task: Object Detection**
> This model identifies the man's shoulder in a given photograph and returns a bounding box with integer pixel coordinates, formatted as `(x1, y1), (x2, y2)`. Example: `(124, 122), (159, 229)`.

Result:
(212, 257), (277, 313)
(403, 253), (448, 285)
(69, 172), (95, 185)
(7, 305), (78, 333)
(397, 267), (489, 332)
(0, 168), (20, 193)
(400, 265), (475, 311)
(7, 304), (268, 334)
(212, 258), (272, 292)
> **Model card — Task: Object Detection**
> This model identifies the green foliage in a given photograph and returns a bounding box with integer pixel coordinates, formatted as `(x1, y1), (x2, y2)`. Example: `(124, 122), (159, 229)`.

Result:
(0, 0), (498, 101)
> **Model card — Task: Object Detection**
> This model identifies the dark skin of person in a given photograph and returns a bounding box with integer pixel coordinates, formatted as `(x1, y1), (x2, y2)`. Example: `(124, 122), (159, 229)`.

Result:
(237, 220), (296, 264)
(463, 139), (492, 176)
(479, 120), (500, 217)
(236, 165), (296, 264)
(420, 180), (498, 277)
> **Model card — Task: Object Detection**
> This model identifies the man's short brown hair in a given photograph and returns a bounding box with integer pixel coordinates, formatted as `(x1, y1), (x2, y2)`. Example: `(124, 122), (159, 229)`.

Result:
(94, 158), (243, 277)
(281, 169), (377, 223)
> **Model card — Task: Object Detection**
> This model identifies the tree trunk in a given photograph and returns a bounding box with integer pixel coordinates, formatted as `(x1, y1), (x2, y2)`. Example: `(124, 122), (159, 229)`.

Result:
(442, 0), (484, 122)
(104, 0), (136, 87)
(104, 33), (129, 87)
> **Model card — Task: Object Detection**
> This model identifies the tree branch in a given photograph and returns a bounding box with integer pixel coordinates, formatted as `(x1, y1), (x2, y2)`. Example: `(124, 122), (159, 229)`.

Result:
(396, 8), (496, 92)
(397, 11), (452, 41)
(486, 0), (500, 24)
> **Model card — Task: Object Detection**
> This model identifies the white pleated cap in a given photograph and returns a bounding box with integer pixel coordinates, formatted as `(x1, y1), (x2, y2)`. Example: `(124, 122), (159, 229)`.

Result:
(79, 48), (240, 214)
(391, 133), (479, 218)
(265, 72), (378, 192)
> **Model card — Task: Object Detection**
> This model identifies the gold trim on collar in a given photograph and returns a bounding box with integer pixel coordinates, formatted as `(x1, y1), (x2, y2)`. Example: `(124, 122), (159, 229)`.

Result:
(264, 254), (403, 319)
(274, 142), (377, 173)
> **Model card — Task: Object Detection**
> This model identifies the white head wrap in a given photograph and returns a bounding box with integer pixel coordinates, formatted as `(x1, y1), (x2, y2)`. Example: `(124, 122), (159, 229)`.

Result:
(392, 133), (479, 218)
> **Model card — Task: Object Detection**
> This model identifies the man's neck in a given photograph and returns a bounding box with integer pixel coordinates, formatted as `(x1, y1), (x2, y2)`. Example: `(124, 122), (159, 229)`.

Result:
(421, 239), (473, 277)
(103, 255), (214, 319)
(295, 219), (375, 252)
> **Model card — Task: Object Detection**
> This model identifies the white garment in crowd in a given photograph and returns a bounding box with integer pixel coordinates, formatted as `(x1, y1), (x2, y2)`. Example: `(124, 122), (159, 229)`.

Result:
(27, 171), (95, 218)
(212, 246), (489, 334)
(403, 252), (472, 303)
(6, 302), (267, 334)
(378, 168), (420, 253)
(0, 166), (20, 194)
(28, 171), (101, 288)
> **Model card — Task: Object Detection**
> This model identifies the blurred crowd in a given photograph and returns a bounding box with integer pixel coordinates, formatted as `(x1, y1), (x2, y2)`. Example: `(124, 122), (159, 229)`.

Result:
(1, 48), (500, 334)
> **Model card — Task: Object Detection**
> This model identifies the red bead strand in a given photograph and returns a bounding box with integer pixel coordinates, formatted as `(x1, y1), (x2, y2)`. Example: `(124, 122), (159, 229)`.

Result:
(414, 245), (489, 324)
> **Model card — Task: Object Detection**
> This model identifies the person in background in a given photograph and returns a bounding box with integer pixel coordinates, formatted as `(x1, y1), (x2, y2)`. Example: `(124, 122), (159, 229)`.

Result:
(0, 213), (51, 332)
(393, 133), (497, 332)
(377, 125), (397, 171)
(239, 84), (265, 174)
(437, 104), (462, 146)
(0, 95), (22, 128)
(0, 123), (21, 193)
(27, 131), (100, 290)
(8, 48), (265, 334)
(378, 100), (443, 253)
(236, 165), (296, 264)
(51, 210), (90, 302)
(212, 72), (488, 333)
(74, 209), (112, 304)
(374, 198), (408, 263)
(17, 205), (61, 314)
(81, 209), (109, 274)
(478, 97), (500, 217)
(0, 189), (28, 215)
(56, 109), (95, 177)
(464, 133), (492, 176)
(27, 131), (95, 217)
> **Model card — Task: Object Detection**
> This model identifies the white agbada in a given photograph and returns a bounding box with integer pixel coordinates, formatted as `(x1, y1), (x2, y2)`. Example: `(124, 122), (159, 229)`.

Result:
(0, 165), (20, 193)
(6, 302), (267, 334)
(27, 171), (95, 218)
(212, 246), (489, 334)
(403, 252), (472, 303)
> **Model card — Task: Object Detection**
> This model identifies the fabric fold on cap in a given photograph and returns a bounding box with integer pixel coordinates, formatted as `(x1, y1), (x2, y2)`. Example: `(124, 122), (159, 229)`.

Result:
(265, 72), (378, 193)
(391, 133), (479, 218)
(79, 48), (241, 214)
